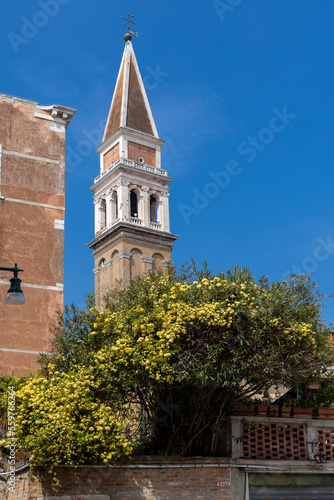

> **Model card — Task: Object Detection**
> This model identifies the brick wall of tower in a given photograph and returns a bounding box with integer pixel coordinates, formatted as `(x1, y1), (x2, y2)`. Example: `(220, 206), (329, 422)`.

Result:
(93, 233), (173, 309)
(0, 96), (70, 377)
(128, 141), (156, 166)
(103, 143), (119, 170)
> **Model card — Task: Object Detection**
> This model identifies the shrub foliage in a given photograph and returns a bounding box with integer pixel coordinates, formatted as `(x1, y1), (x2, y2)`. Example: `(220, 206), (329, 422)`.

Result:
(1, 265), (333, 462)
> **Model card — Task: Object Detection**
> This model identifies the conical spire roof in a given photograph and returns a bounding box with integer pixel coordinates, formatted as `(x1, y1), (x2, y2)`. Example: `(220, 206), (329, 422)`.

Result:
(103, 40), (159, 142)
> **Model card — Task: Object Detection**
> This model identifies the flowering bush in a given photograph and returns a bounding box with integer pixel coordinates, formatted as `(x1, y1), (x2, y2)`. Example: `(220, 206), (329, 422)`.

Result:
(1, 265), (333, 461)
(0, 368), (133, 467)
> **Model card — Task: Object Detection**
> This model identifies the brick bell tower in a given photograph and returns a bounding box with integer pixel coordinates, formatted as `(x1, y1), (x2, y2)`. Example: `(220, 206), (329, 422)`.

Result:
(87, 31), (178, 308)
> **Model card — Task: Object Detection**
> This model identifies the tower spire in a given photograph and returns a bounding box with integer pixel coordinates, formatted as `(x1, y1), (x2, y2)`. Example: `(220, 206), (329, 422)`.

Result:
(102, 38), (158, 142)
(88, 32), (178, 308)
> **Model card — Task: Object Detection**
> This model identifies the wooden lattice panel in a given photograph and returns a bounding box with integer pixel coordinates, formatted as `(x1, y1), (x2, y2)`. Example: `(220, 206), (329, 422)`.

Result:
(242, 423), (307, 459)
(318, 429), (334, 460)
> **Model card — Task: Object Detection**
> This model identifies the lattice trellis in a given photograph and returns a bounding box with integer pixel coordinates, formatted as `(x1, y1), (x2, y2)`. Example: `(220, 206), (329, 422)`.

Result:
(242, 423), (307, 459)
(318, 429), (334, 460)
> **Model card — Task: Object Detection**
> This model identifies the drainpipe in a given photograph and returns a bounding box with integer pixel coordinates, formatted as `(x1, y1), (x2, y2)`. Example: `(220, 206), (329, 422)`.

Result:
(244, 472), (249, 500)
(0, 144), (4, 200)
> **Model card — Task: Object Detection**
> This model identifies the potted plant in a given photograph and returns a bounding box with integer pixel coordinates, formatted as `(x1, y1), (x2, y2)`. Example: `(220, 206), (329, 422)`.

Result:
(231, 403), (256, 416)
(253, 398), (271, 417)
(314, 382), (334, 419)
(267, 403), (280, 417)
(280, 396), (315, 418)
(315, 408), (334, 419)
(279, 405), (292, 418)
(291, 400), (315, 419)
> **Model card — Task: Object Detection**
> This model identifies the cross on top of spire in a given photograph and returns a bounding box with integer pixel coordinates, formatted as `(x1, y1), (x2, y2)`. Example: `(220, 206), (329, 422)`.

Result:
(122, 13), (138, 41)
(122, 13), (136, 31)
(122, 13), (138, 42)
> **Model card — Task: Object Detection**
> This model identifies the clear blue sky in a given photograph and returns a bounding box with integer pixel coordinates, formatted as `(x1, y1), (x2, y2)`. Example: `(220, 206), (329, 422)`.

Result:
(2, 1), (334, 323)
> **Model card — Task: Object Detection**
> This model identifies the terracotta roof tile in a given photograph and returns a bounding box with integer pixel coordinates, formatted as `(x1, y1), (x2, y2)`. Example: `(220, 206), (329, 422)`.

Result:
(127, 56), (153, 135)
(103, 41), (158, 143)
(104, 63), (124, 140)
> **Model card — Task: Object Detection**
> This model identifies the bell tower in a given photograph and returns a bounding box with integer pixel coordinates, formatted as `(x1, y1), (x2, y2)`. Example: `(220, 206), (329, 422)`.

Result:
(87, 32), (178, 307)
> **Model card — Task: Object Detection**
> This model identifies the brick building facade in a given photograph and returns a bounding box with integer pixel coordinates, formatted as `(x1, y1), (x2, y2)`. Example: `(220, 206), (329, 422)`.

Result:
(0, 94), (75, 376)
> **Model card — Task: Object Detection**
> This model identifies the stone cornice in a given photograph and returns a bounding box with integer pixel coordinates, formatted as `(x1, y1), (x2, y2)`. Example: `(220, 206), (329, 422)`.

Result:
(35, 104), (76, 129)
(87, 221), (178, 250)
(97, 127), (164, 155)
(142, 256), (154, 264)
(0, 94), (76, 130)
(118, 252), (132, 260)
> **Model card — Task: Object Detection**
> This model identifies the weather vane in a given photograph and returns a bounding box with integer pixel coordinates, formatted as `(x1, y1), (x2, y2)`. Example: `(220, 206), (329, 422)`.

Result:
(122, 13), (138, 38)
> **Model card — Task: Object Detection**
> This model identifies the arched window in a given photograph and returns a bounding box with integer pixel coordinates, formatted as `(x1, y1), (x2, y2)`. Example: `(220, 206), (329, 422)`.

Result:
(130, 190), (138, 218)
(150, 195), (158, 222)
(152, 253), (165, 273)
(115, 193), (118, 220)
(130, 248), (143, 280)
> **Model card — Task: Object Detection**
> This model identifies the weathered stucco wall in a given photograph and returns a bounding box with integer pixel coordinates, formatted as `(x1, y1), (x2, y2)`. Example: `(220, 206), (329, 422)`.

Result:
(0, 95), (74, 376)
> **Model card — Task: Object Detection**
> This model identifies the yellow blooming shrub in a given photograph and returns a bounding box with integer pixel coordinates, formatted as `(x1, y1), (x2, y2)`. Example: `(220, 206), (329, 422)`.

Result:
(1, 264), (333, 461)
(9, 367), (133, 466)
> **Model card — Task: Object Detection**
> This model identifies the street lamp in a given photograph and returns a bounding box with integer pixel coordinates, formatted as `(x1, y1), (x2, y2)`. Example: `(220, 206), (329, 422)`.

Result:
(0, 263), (25, 305)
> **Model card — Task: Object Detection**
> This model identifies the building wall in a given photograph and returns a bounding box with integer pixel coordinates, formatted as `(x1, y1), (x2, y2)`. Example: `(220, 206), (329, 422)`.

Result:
(103, 143), (119, 170)
(3, 456), (334, 500)
(92, 229), (173, 308)
(3, 413), (334, 500)
(0, 95), (74, 376)
(2, 459), (232, 500)
(128, 141), (156, 166)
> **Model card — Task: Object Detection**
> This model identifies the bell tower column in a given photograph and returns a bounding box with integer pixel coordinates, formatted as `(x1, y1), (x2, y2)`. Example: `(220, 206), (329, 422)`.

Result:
(117, 180), (130, 221)
(142, 186), (150, 226)
(161, 192), (170, 232)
